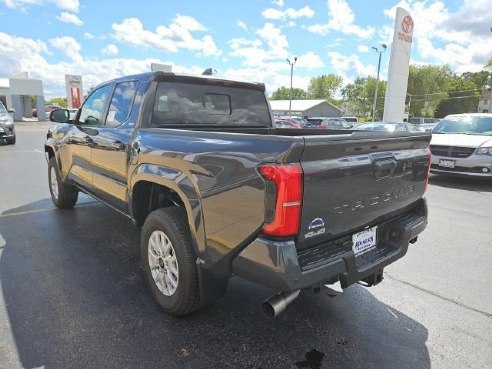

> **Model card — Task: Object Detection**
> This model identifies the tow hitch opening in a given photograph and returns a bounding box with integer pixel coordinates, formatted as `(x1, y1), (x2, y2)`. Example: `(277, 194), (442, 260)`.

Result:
(358, 269), (384, 287)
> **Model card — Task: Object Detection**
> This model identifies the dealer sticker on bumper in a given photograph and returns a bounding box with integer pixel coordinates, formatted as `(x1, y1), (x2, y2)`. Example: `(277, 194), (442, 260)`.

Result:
(352, 227), (377, 256)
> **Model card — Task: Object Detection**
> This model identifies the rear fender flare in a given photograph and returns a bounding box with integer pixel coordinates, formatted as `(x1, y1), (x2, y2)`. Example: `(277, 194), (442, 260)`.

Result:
(129, 164), (206, 257)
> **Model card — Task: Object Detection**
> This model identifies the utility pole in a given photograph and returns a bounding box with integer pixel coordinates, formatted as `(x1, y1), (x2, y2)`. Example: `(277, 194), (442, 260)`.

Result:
(286, 57), (297, 114)
(371, 44), (386, 121)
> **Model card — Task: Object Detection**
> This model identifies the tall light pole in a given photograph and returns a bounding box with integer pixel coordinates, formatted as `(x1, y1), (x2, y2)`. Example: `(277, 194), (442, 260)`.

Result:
(371, 44), (386, 122)
(286, 56), (297, 114)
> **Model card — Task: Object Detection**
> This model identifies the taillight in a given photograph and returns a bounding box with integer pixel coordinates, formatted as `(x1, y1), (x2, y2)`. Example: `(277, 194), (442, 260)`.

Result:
(424, 146), (431, 193)
(259, 164), (303, 237)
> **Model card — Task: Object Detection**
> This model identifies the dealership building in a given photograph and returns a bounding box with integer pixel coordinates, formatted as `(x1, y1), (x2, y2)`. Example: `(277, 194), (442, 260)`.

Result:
(0, 72), (46, 120)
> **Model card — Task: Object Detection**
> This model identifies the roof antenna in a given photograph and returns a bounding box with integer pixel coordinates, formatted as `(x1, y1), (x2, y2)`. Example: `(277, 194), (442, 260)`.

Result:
(202, 68), (217, 76)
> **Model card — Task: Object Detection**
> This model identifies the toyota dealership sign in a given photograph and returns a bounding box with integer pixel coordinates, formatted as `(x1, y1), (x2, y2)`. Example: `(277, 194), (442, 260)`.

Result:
(383, 7), (414, 123)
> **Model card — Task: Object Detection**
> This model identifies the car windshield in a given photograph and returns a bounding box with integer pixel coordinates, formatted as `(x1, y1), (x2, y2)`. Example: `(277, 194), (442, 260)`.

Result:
(0, 102), (6, 113)
(356, 123), (397, 131)
(432, 116), (492, 135)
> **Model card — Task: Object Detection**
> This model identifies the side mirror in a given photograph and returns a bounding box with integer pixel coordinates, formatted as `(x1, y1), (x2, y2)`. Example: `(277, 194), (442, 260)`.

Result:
(7, 108), (15, 113)
(50, 109), (70, 123)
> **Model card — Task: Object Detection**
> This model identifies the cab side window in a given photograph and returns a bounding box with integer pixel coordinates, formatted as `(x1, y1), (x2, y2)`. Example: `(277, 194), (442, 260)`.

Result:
(106, 81), (139, 127)
(78, 85), (112, 125)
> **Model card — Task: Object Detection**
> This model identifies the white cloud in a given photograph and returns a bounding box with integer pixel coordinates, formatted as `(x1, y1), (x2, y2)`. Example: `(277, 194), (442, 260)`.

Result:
(0, 32), (49, 76)
(383, 0), (492, 73)
(328, 52), (377, 82)
(2, 0), (79, 11)
(358, 45), (369, 53)
(49, 36), (82, 62)
(112, 15), (221, 57)
(256, 23), (288, 56)
(0, 32), (209, 98)
(0, 28), (316, 100)
(227, 24), (324, 93)
(237, 20), (248, 31)
(296, 52), (325, 70)
(3, 0), (41, 11)
(223, 66), (311, 96)
(56, 11), (82, 25)
(51, 0), (78, 12)
(229, 24), (290, 67)
(272, 0), (283, 6)
(308, 0), (374, 39)
(83, 32), (105, 40)
(262, 6), (315, 20)
(102, 44), (118, 55)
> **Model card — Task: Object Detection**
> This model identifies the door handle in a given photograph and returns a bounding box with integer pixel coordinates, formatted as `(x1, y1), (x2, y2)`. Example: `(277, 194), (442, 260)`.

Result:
(132, 140), (141, 154)
(113, 140), (126, 150)
(130, 138), (141, 164)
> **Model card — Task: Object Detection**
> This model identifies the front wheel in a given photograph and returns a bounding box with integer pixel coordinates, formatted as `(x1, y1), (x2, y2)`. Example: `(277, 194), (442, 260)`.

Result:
(48, 156), (78, 209)
(140, 207), (201, 316)
(6, 135), (15, 145)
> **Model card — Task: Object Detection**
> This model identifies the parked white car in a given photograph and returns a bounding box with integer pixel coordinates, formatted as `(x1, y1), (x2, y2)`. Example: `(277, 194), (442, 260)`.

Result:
(430, 113), (492, 177)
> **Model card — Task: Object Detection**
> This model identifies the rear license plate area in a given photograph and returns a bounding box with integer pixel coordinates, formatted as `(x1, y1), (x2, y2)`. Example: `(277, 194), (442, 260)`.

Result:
(352, 226), (377, 257)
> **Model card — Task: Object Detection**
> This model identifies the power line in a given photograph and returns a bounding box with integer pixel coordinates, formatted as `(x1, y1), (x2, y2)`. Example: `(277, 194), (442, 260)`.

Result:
(410, 94), (481, 102)
(406, 88), (482, 97)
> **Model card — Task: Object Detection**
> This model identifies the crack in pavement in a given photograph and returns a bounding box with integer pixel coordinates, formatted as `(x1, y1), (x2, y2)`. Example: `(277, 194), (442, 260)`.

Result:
(385, 272), (492, 318)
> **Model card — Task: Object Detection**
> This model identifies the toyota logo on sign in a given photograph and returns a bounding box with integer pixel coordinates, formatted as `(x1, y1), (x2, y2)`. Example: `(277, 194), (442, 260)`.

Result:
(401, 16), (414, 33)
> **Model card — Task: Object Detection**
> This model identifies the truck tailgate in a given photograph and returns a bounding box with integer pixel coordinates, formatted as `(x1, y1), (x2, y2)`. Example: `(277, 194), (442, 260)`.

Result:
(297, 132), (430, 251)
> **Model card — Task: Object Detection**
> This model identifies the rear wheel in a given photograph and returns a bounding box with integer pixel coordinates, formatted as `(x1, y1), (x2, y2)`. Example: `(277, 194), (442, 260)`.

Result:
(48, 156), (78, 209)
(140, 207), (201, 316)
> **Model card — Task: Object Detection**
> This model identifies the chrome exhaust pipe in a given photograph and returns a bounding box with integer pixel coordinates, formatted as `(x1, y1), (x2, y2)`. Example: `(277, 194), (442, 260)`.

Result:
(262, 290), (300, 318)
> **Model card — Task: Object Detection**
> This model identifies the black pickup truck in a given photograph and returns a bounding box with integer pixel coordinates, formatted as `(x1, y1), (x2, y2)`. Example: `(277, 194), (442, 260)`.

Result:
(46, 72), (430, 318)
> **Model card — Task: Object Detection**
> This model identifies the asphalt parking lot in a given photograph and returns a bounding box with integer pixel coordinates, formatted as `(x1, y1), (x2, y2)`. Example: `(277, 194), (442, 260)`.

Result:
(0, 123), (491, 369)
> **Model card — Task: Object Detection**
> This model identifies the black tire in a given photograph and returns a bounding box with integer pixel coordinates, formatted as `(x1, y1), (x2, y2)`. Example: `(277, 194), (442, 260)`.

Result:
(6, 135), (15, 145)
(141, 207), (201, 316)
(48, 156), (78, 209)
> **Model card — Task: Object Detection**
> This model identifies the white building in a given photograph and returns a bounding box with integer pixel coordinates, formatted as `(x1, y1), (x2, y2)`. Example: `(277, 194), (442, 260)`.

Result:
(269, 99), (343, 118)
(0, 72), (45, 120)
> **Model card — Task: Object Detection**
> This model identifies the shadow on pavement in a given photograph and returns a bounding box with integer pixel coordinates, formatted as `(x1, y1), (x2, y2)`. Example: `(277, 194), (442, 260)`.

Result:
(429, 174), (492, 192)
(0, 201), (430, 369)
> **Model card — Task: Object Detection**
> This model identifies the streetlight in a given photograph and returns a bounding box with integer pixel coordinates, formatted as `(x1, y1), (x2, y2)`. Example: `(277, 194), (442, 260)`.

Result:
(286, 56), (297, 114)
(371, 44), (387, 122)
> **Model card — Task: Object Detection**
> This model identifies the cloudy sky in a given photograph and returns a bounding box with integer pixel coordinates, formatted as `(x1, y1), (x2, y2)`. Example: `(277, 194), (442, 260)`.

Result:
(1, 0), (491, 99)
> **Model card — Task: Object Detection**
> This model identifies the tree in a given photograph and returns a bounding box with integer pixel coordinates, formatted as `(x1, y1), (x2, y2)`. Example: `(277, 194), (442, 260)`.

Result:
(486, 56), (492, 69)
(461, 71), (492, 91)
(406, 65), (454, 117)
(341, 77), (386, 118)
(307, 74), (343, 100)
(435, 78), (480, 117)
(48, 97), (68, 107)
(271, 86), (307, 100)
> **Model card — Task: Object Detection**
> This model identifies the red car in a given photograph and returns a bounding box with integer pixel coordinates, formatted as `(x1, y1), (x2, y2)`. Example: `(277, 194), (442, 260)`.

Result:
(274, 118), (302, 129)
(32, 104), (62, 118)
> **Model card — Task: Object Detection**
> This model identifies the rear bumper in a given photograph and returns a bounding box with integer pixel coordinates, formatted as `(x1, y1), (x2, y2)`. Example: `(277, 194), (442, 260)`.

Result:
(232, 199), (428, 292)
